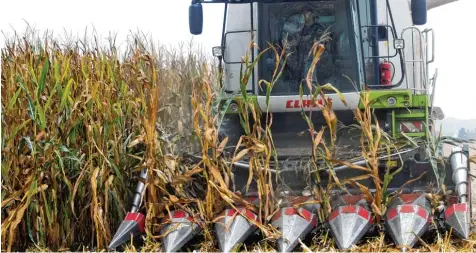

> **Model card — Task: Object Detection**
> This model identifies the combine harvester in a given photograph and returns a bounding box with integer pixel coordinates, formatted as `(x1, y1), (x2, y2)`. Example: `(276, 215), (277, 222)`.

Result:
(109, 0), (472, 251)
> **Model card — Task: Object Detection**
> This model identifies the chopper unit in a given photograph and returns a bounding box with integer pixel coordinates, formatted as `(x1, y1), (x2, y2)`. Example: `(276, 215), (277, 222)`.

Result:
(109, 0), (473, 252)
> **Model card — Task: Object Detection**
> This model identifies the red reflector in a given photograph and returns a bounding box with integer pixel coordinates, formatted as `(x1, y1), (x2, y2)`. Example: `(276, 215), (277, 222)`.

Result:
(400, 122), (423, 133)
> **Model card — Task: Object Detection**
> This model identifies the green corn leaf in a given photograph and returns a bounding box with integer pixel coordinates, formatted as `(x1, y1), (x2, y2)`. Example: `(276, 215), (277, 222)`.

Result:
(26, 203), (36, 244)
(17, 75), (35, 121)
(8, 119), (32, 142)
(37, 58), (49, 99)
(54, 61), (60, 85)
(61, 55), (72, 82)
(44, 81), (59, 112)
(7, 87), (22, 110)
(37, 105), (46, 130)
(61, 79), (73, 110)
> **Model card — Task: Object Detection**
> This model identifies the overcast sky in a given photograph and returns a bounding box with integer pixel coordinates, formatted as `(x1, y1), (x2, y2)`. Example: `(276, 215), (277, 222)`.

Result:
(1, 0), (475, 120)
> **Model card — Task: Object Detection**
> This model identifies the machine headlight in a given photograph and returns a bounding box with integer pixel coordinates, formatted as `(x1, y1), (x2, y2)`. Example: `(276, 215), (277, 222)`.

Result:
(387, 97), (397, 107)
(229, 102), (239, 112)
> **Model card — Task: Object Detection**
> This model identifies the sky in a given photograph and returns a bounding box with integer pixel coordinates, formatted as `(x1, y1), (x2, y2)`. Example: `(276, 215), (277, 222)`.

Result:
(1, 0), (475, 120)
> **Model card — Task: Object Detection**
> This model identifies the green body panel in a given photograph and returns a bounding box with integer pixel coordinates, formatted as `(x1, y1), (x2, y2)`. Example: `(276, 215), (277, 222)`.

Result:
(358, 90), (413, 109)
(411, 94), (429, 107)
(356, 90), (429, 139)
(391, 96), (429, 139)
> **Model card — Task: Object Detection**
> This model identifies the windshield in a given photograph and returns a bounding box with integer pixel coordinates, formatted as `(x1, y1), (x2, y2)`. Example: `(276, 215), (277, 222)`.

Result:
(258, 0), (360, 95)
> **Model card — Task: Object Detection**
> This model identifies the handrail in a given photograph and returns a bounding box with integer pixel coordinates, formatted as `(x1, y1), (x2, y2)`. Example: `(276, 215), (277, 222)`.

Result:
(430, 69), (439, 111)
(423, 28), (435, 64)
(400, 26), (428, 93)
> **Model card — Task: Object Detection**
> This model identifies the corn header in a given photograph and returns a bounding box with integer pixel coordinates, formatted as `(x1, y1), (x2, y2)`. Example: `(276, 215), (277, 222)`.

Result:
(109, 0), (472, 251)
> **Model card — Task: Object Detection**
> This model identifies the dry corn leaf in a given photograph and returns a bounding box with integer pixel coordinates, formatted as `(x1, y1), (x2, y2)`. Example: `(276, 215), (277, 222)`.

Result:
(217, 136), (228, 156)
(232, 148), (250, 164)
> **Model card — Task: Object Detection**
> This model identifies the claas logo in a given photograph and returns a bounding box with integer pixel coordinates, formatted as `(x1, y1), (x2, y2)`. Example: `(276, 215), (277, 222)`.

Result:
(285, 98), (331, 109)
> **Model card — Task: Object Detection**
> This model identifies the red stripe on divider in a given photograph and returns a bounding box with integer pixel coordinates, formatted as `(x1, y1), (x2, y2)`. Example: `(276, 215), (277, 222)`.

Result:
(341, 205), (356, 213)
(284, 207), (298, 216)
(416, 206), (427, 219)
(299, 208), (312, 222)
(455, 203), (468, 212)
(272, 210), (282, 222)
(387, 208), (397, 220)
(172, 210), (186, 219)
(227, 209), (236, 217)
(357, 206), (370, 220)
(125, 212), (145, 233)
(225, 207), (257, 221)
(311, 216), (317, 227)
(399, 194), (420, 203)
(399, 205), (415, 213)
(329, 209), (339, 221)
(125, 212), (141, 221)
(445, 206), (454, 219)
(243, 209), (257, 221)
(445, 203), (468, 219)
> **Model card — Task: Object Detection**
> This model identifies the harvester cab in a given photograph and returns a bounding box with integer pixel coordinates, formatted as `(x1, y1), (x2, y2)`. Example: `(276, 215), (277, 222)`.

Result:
(109, 0), (472, 252)
(191, 0), (436, 146)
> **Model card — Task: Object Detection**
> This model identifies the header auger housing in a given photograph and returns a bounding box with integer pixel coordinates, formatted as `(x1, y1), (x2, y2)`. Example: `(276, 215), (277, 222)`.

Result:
(109, 0), (472, 251)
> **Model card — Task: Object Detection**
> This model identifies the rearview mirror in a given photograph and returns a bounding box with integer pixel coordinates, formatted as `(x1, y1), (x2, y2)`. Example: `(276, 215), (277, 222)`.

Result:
(411, 0), (427, 25)
(189, 2), (203, 35)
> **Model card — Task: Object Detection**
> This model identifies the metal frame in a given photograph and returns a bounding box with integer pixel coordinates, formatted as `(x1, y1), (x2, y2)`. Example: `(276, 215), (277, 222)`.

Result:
(364, 0), (406, 89)
(400, 26), (428, 93)
(361, 25), (399, 59)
